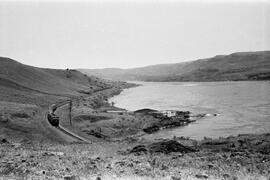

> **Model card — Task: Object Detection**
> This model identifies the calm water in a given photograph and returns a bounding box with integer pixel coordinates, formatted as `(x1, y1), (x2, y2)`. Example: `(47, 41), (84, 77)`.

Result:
(110, 81), (270, 140)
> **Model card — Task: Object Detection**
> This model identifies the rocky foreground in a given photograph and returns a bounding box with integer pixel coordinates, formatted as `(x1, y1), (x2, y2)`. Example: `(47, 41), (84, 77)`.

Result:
(1, 133), (270, 180)
(1, 85), (269, 179)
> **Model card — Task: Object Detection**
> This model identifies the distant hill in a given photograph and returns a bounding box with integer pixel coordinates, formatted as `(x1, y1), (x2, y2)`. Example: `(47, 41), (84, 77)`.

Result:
(79, 51), (270, 82)
(0, 57), (117, 106)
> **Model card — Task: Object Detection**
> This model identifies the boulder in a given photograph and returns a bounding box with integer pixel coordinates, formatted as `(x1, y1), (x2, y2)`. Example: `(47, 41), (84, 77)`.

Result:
(171, 176), (181, 180)
(149, 140), (196, 154)
(1, 138), (9, 144)
(129, 145), (148, 154)
(64, 175), (77, 180)
(195, 173), (208, 179)
(143, 125), (160, 133)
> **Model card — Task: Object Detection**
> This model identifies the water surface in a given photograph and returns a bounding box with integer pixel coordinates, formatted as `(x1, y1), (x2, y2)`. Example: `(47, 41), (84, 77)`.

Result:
(110, 81), (270, 140)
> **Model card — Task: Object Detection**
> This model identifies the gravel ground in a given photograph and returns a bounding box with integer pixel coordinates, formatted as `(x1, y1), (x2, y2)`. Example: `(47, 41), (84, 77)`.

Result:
(1, 133), (269, 180)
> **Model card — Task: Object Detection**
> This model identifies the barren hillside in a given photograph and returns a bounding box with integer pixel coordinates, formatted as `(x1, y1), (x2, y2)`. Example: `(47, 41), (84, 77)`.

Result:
(0, 57), (131, 143)
(80, 51), (270, 81)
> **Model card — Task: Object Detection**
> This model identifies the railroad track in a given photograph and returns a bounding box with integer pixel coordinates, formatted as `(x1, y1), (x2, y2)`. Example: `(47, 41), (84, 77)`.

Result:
(47, 100), (91, 143)
(57, 125), (91, 143)
(49, 100), (71, 114)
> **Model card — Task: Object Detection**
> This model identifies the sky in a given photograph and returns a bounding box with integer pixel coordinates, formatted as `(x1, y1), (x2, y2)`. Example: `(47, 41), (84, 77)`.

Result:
(0, 0), (269, 69)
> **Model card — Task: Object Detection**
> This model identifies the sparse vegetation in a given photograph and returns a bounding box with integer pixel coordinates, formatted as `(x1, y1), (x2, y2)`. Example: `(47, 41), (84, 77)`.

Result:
(73, 115), (111, 123)
(10, 113), (30, 119)
(1, 134), (269, 179)
(79, 51), (270, 82)
(1, 56), (269, 179)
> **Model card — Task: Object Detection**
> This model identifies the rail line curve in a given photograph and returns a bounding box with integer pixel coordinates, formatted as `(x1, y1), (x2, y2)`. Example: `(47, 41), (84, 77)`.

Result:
(47, 100), (91, 143)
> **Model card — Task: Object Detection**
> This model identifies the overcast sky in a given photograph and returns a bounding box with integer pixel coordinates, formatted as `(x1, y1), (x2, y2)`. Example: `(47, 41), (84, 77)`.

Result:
(0, 0), (269, 69)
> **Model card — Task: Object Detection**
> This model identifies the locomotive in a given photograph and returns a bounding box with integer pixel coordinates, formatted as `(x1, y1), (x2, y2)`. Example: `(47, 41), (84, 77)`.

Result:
(47, 113), (60, 127)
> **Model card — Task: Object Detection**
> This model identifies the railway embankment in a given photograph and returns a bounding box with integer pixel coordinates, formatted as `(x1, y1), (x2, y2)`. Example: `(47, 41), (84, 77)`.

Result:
(47, 100), (91, 143)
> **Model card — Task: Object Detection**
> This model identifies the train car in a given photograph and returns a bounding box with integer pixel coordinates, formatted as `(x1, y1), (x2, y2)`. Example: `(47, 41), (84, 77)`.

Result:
(47, 113), (60, 127)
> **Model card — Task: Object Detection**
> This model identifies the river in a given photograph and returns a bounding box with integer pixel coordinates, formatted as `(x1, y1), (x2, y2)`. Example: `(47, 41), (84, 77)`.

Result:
(110, 81), (270, 140)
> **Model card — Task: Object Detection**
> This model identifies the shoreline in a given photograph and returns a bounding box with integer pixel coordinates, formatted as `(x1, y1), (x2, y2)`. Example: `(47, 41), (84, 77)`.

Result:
(101, 84), (212, 140)
(1, 82), (270, 179)
(100, 80), (270, 140)
(71, 83), (270, 142)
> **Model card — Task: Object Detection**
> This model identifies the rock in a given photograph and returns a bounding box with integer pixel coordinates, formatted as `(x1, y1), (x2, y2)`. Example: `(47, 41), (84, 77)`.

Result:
(172, 154), (183, 159)
(175, 111), (190, 118)
(171, 176), (181, 180)
(55, 152), (64, 156)
(133, 168), (148, 176)
(195, 174), (208, 179)
(64, 175), (77, 180)
(66, 167), (71, 172)
(207, 164), (214, 168)
(115, 161), (125, 167)
(223, 174), (230, 179)
(96, 177), (101, 180)
(1, 138), (9, 144)
(143, 125), (160, 134)
(129, 145), (148, 154)
(127, 163), (133, 167)
(43, 151), (64, 156)
(106, 164), (112, 169)
(161, 164), (169, 170)
(149, 140), (196, 154)
(42, 152), (53, 156)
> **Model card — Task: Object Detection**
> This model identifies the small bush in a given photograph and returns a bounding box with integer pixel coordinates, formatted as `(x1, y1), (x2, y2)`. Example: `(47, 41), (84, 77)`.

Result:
(11, 113), (30, 118)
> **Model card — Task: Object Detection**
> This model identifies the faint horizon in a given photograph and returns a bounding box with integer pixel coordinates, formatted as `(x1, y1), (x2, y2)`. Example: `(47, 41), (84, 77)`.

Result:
(0, 0), (269, 69)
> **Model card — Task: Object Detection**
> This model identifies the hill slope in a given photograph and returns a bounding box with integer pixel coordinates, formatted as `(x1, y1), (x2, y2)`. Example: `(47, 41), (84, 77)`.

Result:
(0, 57), (133, 143)
(0, 57), (111, 95)
(0, 57), (120, 106)
(79, 51), (270, 81)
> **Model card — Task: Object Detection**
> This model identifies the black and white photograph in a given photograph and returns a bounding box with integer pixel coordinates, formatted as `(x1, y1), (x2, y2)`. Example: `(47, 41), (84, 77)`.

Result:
(0, 0), (270, 179)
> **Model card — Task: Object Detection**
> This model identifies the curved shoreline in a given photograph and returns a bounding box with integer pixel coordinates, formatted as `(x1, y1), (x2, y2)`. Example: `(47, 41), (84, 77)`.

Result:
(106, 81), (270, 140)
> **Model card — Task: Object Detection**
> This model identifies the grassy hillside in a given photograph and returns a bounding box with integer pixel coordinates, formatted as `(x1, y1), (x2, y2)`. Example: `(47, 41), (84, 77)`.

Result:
(0, 57), (134, 143)
(0, 57), (113, 96)
(0, 57), (120, 106)
(80, 51), (270, 81)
